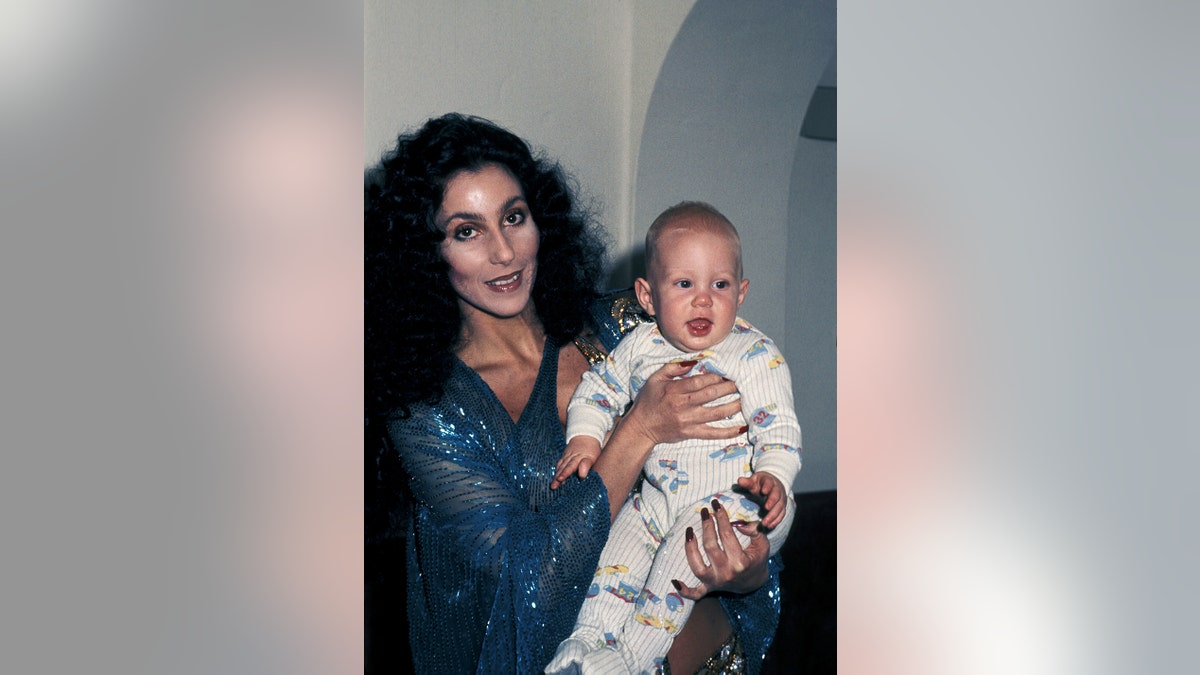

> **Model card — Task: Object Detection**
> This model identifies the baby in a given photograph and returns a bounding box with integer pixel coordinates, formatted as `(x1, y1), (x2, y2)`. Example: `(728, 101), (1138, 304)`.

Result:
(546, 202), (802, 674)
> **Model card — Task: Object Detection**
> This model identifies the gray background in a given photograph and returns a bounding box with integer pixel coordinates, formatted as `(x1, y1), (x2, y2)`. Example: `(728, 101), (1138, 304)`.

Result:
(0, 0), (1197, 672)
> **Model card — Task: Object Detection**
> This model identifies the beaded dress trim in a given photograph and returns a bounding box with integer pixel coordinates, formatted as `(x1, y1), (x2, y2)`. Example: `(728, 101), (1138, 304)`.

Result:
(664, 631), (746, 675)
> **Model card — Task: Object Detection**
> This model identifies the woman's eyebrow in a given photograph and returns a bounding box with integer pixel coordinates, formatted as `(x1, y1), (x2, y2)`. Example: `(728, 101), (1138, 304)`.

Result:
(440, 209), (481, 226)
(441, 196), (527, 226)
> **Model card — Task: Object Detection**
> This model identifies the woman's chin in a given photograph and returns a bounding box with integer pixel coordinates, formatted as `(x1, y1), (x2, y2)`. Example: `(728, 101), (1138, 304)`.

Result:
(459, 295), (536, 322)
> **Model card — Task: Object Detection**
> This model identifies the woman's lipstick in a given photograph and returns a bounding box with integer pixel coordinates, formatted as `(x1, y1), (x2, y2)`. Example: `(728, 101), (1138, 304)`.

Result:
(485, 270), (523, 292)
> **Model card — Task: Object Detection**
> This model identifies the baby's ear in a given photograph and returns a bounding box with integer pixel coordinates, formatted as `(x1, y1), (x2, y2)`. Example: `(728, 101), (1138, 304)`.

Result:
(634, 278), (656, 316)
(737, 278), (750, 306)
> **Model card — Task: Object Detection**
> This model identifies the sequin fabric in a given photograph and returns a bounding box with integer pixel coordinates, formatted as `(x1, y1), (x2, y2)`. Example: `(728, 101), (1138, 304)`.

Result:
(664, 631), (746, 675)
(384, 290), (782, 674)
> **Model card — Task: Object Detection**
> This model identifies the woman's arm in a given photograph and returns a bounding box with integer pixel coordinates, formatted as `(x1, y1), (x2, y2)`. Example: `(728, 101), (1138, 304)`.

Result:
(388, 401), (611, 672)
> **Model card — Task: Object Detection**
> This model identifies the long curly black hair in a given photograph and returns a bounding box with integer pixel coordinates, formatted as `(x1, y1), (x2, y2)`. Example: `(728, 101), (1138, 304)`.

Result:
(366, 113), (608, 421)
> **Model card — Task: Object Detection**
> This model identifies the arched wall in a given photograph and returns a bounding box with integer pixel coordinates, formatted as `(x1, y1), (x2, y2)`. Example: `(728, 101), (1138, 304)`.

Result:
(635, 0), (836, 491)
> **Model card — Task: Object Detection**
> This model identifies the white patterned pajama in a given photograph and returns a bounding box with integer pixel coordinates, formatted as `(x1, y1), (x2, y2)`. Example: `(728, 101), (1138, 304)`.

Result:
(546, 318), (802, 674)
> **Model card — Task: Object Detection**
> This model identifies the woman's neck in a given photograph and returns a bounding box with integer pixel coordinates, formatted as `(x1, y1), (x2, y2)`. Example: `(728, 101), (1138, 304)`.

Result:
(455, 302), (548, 424)
(454, 302), (546, 371)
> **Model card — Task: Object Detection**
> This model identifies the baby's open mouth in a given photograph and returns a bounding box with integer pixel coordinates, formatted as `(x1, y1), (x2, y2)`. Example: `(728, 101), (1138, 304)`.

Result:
(686, 318), (713, 336)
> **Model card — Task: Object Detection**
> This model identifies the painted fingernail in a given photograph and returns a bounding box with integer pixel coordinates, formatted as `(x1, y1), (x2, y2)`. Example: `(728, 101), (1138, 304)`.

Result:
(686, 527), (694, 541)
(678, 360), (697, 369)
(737, 425), (749, 434)
(700, 508), (710, 521)
(671, 579), (683, 591)
(711, 499), (722, 512)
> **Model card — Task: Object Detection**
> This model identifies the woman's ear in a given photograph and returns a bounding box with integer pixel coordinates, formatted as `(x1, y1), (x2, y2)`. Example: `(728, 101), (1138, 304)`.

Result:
(634, 278), (656, 316)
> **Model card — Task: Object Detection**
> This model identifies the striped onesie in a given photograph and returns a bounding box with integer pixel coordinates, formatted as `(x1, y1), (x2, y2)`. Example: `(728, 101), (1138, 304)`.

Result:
(546, 317), (802, 674)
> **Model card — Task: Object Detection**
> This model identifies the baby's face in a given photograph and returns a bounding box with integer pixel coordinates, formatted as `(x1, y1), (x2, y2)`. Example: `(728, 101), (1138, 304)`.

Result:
(636, 227), (748, 353)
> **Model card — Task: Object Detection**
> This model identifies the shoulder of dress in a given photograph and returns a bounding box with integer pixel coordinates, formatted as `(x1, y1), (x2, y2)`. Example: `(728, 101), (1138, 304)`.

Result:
(578, 288), (655, 360)
(571, 334), (607, 366)
(383, 367), (475, 428)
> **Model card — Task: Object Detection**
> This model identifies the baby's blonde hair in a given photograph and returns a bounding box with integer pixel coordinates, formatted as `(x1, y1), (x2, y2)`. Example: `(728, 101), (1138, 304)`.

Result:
(645, 201), (743, 279)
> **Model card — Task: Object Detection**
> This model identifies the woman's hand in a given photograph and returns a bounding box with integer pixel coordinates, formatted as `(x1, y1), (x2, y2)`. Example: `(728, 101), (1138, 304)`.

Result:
(593, 362), (745, 522)
(622, 361), (746, 447)
(673, 498), (771, 599)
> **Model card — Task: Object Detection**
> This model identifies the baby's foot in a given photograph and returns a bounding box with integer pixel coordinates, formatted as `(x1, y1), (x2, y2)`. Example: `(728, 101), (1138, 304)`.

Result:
(544, 636), (593, 674)
(578, 645), (629, 674)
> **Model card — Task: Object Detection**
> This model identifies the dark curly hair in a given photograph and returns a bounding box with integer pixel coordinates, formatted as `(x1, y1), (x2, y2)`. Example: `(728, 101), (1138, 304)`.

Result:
(366, 113), (608, 421)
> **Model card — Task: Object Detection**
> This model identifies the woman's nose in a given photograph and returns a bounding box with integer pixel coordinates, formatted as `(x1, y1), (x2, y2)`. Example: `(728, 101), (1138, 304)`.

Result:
(490, 231), (516, 264)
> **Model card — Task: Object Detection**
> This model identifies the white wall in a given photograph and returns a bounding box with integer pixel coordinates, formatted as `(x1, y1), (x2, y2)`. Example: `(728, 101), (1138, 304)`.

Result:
(786, 134), (838, 492)
(365, 0), (697, 258)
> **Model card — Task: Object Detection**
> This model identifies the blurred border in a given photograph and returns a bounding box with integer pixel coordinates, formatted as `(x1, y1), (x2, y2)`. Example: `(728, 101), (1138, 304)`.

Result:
(4, 0), (1196, 673)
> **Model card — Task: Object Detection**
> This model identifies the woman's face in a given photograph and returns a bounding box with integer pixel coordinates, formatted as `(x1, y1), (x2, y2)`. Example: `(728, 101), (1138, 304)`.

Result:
(436, 163), (540, 321)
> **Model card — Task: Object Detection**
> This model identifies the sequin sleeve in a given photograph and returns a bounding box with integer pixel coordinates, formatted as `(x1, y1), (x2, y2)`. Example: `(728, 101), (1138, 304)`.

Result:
(387, 376), (613, 673)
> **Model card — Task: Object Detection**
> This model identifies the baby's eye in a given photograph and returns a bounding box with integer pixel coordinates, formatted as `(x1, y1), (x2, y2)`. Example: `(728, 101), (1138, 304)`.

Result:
(713, 280), (730, 290)
(675, 279), (693, 289)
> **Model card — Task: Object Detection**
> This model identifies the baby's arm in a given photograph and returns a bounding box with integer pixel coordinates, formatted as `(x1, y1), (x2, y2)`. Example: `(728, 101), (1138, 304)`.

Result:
(735, 471), (789, 530)
(551, 436), (602, 490)
(733, 329), (803, 529)
(553, 335), (641, 490)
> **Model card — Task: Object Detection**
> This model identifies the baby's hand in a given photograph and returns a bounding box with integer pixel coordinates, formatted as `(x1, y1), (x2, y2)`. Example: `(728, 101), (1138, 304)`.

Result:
(735, 472), (790, 530)
(551, 437), (603, 490)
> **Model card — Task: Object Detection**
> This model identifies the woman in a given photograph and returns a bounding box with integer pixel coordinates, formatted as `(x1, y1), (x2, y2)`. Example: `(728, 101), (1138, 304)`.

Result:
(366, 113), (782, 673)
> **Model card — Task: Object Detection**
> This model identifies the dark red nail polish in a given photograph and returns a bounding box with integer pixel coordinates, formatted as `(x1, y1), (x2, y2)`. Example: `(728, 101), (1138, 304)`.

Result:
(678, 360), (697, 369)
(711, 499), (722, 512)
(671, 579), (682, 591)
(738, 425), (749, 434)
(686, 527), (694, 541)
(700, 508), (710, 521)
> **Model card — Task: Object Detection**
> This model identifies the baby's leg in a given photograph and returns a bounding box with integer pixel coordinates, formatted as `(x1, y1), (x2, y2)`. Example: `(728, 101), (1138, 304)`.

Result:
(592, 494), (753, 673)
(713, 489), (797, 557)
(545, 493), (662, 673)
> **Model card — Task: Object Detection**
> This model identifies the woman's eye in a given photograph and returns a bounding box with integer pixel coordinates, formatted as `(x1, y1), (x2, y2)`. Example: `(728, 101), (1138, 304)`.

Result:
(504, 210), (526, 225)
(454, 226), (477, 241)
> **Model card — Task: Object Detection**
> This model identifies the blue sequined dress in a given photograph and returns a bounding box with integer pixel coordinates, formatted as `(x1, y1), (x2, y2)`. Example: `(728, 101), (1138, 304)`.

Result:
(384, 292), (782, 674)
